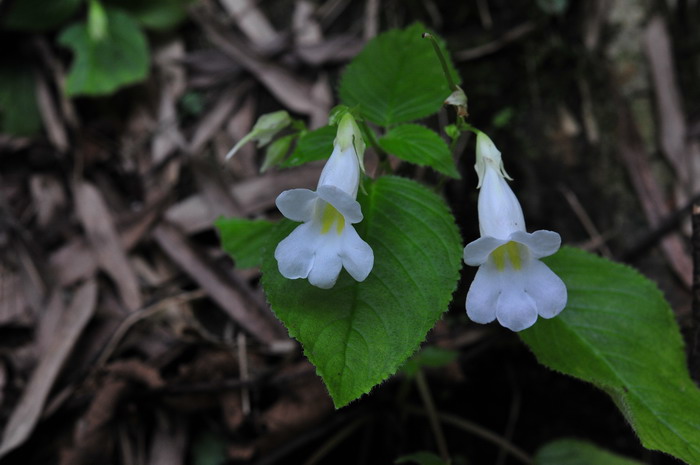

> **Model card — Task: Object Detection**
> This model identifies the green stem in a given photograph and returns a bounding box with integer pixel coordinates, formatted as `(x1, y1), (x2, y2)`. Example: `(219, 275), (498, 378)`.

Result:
(415, 371), (451, 464)
(404, 405), (533, 465)
(423, 32), (456, 91)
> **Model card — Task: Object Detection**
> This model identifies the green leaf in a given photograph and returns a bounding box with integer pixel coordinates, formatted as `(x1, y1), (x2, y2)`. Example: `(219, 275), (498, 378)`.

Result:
(401, 346), (458, 377)
(262, 176), (462, 407)
(395, 451), (449, 465)
(58, 9), (149, 96)
(0, 63), (42, 137)
(339, 23), (460, 126)
(535, 439), (643, 465)
(280, 125), (336, 168)
(215, 218), (276, 269)
(521, 247), (700, 464)
(261, 134), (295, 172)
(378, 124), (459, 178)
(2, 0), (83, 31)
(106, 0), (192, 30)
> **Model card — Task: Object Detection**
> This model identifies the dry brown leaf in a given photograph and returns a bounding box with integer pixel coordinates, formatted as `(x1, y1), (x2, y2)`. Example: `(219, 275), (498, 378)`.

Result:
(74, 181), (142, 311)
(195, 9), (330, 125)
(617, 102), (693, 289)
(148, 416), (187, 465)
(0, 279), (97, 458)
(152, 221), (286, 344)
(219, 0), (280, 51)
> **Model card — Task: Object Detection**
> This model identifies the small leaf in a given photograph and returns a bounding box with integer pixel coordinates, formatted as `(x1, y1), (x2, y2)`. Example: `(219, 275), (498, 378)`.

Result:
(401, 346), (458, 377)
(395, 451), (449, 465)
(521, 248), (700, 464)
(105, 0), (193, 30)
(215, 218), (276, 269)
(261, 134), (295, 172)
(280, 125), (336, 168)
(339, 23), (460, 126)
(58, 9), (149, 96)
(262, 176), (463, 407)
(535, 439), (643, 465)
(379, 124), (459, 178)
(0, 62), (42, 136)
(2, 0), (83, 32)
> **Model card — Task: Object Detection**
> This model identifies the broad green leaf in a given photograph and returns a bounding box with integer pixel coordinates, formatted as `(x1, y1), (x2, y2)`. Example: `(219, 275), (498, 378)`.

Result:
(339, 23), (460, 126)
(0, 63), (42, 136)
(215, 218), (276, 269)
(2, 0), (83, 31)
(535, 439), (642, 465)
(401, 346), (458, 377)
(536, 0), (569, 14)
(521, 247), (700, 464)
(262, 176), (462, 407)
(105, 0), (192, 30)
(395, 451), (448, 465)
(378, 124), (459, 178)
(58, 9), (149, 96)
(280, 125), (335, 168)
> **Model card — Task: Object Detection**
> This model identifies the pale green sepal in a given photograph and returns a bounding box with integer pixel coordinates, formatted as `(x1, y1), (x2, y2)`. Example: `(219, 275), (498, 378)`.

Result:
(334, 113), (366, 173)
(225, 110), (291, 160)
(88, 0), (108, 41)
(474, 130), (512, 188)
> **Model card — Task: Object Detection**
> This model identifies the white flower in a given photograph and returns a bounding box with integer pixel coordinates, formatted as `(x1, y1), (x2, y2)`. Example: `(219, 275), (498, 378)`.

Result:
(463, 132), (567, 331)
(274, 114), (373, 289)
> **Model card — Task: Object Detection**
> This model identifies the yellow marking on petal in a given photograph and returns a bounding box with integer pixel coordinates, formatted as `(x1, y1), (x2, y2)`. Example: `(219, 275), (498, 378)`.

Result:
(320, 203), (345, 235)
(492, 241), (522, 271)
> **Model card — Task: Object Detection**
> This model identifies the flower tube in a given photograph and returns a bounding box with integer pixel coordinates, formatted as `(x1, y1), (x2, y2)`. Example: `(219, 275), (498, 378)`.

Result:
(274, 114), (373, 289)
(463, 132), (567, 331)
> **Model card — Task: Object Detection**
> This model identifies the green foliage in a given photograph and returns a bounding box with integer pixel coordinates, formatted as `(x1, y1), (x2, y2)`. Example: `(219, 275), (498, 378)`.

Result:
(58, 9), (149, 96)
(261, 134), (295, 172)
(535, 439), (643, 465)
(2, 0), (83, 31)
(215, 218), (276, 269)
(521, 247), (700, 464)
(401, 346), (458, 377)
(339, 23), (459, 126)
(280, 125), (336, 168)
(261, 176), (462, 407)
(378, 124), (459, 178)
(106, 0), (192, 30)
(0, 63), (42, 136)
(395, 451), (449, 465)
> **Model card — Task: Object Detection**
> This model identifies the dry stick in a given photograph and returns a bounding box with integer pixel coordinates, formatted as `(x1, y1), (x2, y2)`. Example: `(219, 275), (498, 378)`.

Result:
(403, 406), (533, 465)
(691, 204), (700, 384)
(415, 371), (451, 464)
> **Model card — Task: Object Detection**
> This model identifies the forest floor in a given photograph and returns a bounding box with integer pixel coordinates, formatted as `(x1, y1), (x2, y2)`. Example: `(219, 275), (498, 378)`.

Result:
(0, 0), (698, 464)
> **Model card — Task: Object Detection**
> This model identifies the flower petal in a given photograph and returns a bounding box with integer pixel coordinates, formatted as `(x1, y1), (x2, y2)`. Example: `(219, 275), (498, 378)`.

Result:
(275, 189), (318, 222)
(308, 237), (344, 289)
(510, 230), (561, 259)
(317, 185), (363, 223)
(463, 236), (508, 266)
(274, 222), (316, 279)
(339, 225), (373, 282)
(465, 262), (500, 324)
(495, 269), (538, 331)
(478, 167), (526, 239)
(523, 259), (567, 319)
(318, 145), (360, 197)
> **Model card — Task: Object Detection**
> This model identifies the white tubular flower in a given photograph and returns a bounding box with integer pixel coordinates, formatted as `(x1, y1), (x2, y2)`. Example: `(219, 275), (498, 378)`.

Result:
(463, 132), (567, 331)
(274, 114), (373, 289)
